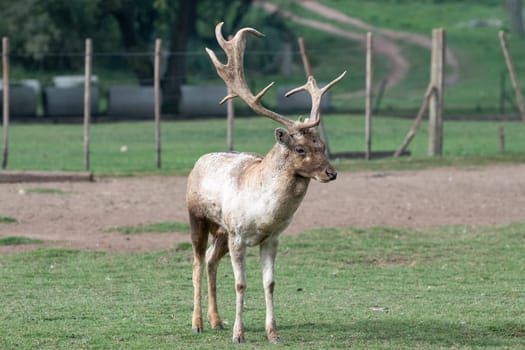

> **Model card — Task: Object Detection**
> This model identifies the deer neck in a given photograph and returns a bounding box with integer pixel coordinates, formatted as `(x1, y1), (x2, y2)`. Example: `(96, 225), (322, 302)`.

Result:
(255, 143), (310, 200)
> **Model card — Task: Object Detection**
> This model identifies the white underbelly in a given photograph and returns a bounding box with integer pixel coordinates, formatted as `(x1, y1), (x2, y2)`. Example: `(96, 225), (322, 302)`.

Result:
(223, 193), (295, 246)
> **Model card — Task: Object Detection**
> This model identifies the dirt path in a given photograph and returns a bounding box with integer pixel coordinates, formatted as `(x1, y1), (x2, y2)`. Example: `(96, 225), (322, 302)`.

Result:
(1, 164), (524, 254)
(257, 0), (460, 94)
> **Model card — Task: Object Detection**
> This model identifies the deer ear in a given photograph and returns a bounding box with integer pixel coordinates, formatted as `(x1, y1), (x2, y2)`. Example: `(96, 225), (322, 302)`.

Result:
(275, 128), (291, 146)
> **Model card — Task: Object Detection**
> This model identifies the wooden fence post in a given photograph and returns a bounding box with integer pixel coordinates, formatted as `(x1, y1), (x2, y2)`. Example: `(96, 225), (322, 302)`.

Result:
(83, 38), (92, 171)
(428, 28), (445, 156)
(373, 78), (388, 115)
(154, 38), (162, 168)
(365, 32), (373, 160)
(499, 126), (505, 152)
(225, 34), (235, 152)
(499, 30), (525, 122)
(499, 71), (506, 115)
(226, 87), (235, 151)
(394, 84), (435, 157)
(298, 37), (312, 77)
(298, 37), (331, 156)
(2, 37), (9, 170)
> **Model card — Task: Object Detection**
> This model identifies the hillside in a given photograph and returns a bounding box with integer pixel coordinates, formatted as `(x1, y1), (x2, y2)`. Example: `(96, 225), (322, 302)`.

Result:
(245, 0), (522, 116)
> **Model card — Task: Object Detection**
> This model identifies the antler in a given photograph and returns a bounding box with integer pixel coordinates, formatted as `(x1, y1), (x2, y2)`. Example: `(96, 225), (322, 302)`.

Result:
(206, 22), (346, 131)
(285, 71), (346, 129)
(206, 22), (293, 128)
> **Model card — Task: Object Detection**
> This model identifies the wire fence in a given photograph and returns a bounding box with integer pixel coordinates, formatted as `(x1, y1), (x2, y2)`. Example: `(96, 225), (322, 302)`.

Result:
(1, 30), (525, 175)
(2, 32), (525, 121)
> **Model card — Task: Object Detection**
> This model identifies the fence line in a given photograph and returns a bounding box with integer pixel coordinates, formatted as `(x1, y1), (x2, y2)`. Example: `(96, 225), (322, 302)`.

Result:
(1, 30), (524, 174)
(1, 45), (520, 118)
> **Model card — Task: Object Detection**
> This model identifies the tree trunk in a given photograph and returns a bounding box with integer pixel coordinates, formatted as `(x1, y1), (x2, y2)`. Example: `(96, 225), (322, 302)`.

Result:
(111, 5), (154, 85)
(504, 0), (525, 39)
(162, 1), (197, 114)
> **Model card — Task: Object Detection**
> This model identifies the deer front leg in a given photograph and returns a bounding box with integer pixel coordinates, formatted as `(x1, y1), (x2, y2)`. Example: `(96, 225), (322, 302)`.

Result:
(189, 215), (209, 334)
(229, 237), (247, 343)
(260, 237), (281, 343)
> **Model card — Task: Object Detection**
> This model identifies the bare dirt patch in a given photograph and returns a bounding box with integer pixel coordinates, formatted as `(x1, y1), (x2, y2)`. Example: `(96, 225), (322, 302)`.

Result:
(1, 164), (524, 254)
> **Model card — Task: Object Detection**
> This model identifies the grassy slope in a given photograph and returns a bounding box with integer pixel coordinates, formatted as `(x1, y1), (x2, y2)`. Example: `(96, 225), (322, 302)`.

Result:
(1, 224), (524, 349)
(262, 0), (525, 114)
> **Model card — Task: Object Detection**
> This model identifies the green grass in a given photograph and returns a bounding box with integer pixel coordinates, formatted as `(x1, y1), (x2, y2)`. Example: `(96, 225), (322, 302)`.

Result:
(4, 116), (525, 175)
(0, 236), (44, 245)
(0, 216), (17, 224)
(25, 188), (74, 195)
(0, 223), (524, 349)
(108, 221), (190, 234)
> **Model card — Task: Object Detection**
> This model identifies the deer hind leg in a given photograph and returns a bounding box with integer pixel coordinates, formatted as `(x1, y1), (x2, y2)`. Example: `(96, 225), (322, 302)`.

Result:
(260, 237), (281, 343)
(229, 236), (247, 343)
(206, 227), (229, 330)
(189, 212), (210, 334)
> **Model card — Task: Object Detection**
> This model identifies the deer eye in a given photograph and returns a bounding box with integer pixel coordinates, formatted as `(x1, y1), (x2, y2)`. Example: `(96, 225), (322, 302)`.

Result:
(295, 145), (306, 155)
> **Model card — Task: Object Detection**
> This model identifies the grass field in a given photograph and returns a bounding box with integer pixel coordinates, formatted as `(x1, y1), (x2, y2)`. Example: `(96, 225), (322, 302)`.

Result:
(4, 116), (525, 175)
(1, 223), (524, 349)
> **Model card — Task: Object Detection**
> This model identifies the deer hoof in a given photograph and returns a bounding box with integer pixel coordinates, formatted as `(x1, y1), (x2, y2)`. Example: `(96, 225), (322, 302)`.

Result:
(212, 324), (224, 331)
(192, 327), (204, 334)
(232, 335), (245, 344)
(269, 336), (281, 344)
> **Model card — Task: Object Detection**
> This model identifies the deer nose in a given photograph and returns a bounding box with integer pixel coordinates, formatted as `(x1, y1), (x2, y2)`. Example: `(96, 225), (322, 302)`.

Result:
(326, 168), (337, 181)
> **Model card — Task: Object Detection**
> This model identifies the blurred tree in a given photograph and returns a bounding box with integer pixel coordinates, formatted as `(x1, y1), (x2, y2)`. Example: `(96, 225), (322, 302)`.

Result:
(95, 0), (254, 112)
(101, 0), (158, 84)
(155, 0), (253, 113)
(0, 0), (119, 69)
(0, 0), (253, 112)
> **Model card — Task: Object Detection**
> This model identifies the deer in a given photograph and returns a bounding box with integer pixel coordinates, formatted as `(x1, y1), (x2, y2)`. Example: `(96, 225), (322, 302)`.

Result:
(186, 22), (346, 344)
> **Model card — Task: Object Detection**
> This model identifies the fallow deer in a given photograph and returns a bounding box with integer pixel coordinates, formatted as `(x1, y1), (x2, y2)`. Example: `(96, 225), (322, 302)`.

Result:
(186, 22), (345, 343)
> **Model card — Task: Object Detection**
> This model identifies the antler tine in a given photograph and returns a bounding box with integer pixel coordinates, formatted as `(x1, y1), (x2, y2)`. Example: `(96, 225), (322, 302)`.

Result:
(285, 71), (347, 130)
(206, 22), (294, 128)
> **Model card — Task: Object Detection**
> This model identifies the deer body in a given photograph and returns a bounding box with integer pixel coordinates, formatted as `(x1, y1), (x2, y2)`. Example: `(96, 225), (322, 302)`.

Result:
(187, 22), (345, 343)
(188, 144), (313, 246)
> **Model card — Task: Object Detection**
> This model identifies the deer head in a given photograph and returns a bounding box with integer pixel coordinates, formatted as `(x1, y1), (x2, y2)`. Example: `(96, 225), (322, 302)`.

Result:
(206, 22), (345, 182)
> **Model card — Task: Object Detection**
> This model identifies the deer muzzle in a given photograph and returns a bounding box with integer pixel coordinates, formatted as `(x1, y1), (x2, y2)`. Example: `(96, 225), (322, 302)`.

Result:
(325, 167), (337, 181)
(314, 165), (337, 183)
